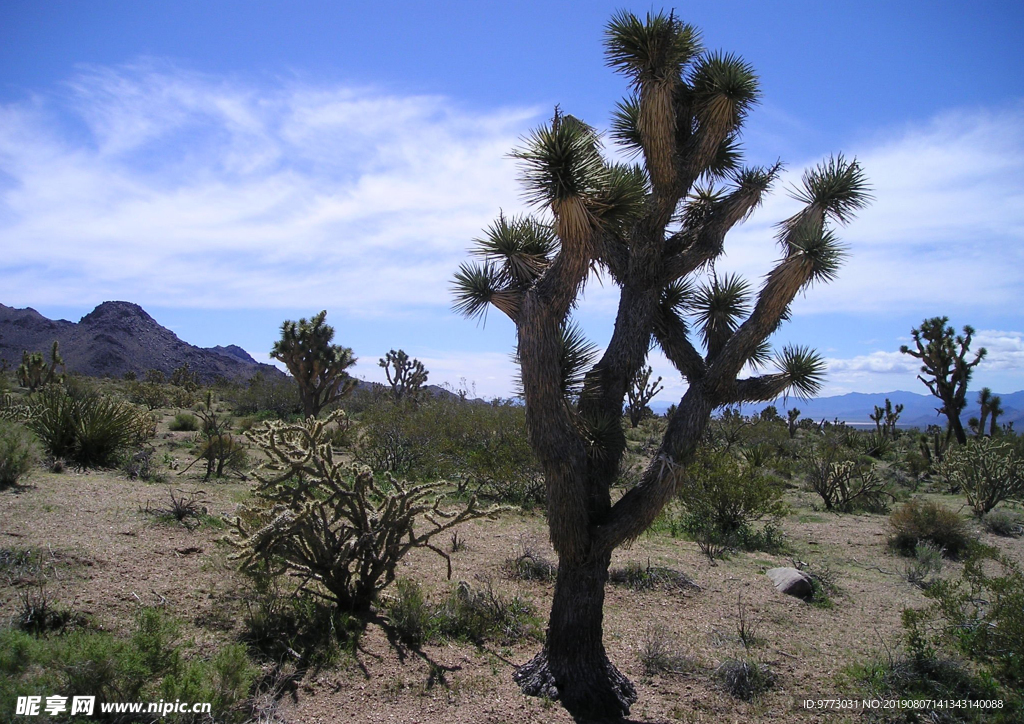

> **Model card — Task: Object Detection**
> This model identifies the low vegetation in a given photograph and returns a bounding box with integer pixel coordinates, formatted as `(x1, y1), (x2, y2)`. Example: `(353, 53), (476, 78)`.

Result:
(1, 344), (1022, 723)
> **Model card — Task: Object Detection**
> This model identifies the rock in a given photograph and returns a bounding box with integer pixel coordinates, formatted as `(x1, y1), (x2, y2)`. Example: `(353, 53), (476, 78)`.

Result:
(766, 567), (814, 599)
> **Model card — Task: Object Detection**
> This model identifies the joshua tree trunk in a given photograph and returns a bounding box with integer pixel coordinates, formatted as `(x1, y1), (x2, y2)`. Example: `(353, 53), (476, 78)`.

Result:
(515, 550), (637, 718)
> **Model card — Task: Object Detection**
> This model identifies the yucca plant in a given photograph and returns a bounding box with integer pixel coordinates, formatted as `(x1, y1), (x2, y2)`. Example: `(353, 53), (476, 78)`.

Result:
(27, 386), (148, 467)
(451, 10), (869, 719)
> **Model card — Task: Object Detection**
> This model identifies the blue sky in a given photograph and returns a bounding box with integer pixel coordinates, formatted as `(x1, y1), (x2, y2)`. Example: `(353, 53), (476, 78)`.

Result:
(1, 1), (1022, 400)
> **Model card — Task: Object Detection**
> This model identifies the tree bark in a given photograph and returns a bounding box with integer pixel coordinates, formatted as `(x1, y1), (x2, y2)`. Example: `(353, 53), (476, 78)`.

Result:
(515, 550), (637, 722)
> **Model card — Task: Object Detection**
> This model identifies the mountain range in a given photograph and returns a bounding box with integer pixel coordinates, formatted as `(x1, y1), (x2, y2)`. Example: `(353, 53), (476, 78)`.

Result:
(2, 301), (1020, 429)
(0, 301), (282, 383)
(652, 388), (1023, 430)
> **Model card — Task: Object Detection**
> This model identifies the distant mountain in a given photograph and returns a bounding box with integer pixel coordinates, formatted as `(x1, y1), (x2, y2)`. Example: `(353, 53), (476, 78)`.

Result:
(0, 301), (283, 384)
(650, 388), (1024, 430)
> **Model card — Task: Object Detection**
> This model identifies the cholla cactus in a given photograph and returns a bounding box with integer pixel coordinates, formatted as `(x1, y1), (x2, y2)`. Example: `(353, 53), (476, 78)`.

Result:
(229, 411), (495, 612)
(940, 437), (1023, 517)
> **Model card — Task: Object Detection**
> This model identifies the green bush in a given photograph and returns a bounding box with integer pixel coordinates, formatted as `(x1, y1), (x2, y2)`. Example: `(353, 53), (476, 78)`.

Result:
(676, 447), (786, 542)
(354, 396), (544, 505)
(982, 509), (1023, 537)
(806, 443), (893, 513)
(27, 386), (152, 468)
(716, 658), (775, 701)
(0, 421), (38, 487)
(925, 548), (1024, 687)
(385, 578), (541, 647)
(0, 607), (256, 723)
(225, 372), (301, 418)
(889, 499), (973, 558)
(169, 413), (199, 432)
(940, 437), (1024, 517)
(858, 547), (1024, 721)
(241, 575), (358, 667)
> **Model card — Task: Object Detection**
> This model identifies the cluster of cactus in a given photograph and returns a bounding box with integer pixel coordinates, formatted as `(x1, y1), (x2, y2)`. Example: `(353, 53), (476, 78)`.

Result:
(939, 437), (1024, 517)
(228, 411), (495, 612)
(918, 425), (950, 471)
(807, 446), (892, 513)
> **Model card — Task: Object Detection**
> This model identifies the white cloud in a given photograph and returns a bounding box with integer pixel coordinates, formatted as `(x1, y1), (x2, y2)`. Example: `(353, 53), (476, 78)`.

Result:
(975, 329), (1024, 371)
(703, 104), (1024, 315)
(0, 62), (537, 314)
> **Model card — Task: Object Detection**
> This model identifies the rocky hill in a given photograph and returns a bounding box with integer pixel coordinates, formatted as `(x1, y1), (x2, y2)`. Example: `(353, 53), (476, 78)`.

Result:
(0, 301), (283, 383)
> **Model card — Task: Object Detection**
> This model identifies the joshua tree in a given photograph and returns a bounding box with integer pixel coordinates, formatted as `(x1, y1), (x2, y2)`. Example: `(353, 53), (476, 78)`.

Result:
(988, 395), (1003, 436)
(451, 10), (869, 720)
(975, 387), (993, 437)
(271, 311), (356, 419)
(900, 317), (986, 445)
(787, 407), (801, 439)
(870, 398), (903, 439)
(626, 365), (663, 427)
(379, 349), (429, 403)
(16, 341), (64, 392)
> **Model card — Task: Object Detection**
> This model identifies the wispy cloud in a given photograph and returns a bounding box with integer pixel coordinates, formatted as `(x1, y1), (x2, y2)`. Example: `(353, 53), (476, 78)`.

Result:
(703, 104), (1024, 315)
(0, 62), (537, 313)
(1, 63), (1021, 397)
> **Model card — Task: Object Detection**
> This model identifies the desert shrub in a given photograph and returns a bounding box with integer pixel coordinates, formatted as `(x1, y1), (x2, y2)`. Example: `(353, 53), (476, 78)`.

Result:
(888, 500), (973, 558)
(848, 651), (1003, 723)
(901, 542), (944, 588)
(982, 509), (1023, 537)
(608, 560), (698, 592)
(241, 573), (358, 667)
(502, 543), (557, 582)
(678, 448), (786, 535)
(676, 447), (786, 558)
(637, 624), (696, 675)
(16, 584), (83, 634)
(0, 421), (38, 487)
(229, 412), (494, 613)
(385, 578), (433, 647)
(925, 548), (1024, 686)
(227, 372), (301, 418)
(806, 444), (893, 513)
(169, 412), (199, 432)
(458, 400), (544, 506)
(0, 607), (256, 723)
(143, 488), (209, 530)
(120, 446), (157, 481)
(196, 434), (248, 479)
(864, 549), (1024, 720)
(160, 643), (256, 723)
(385, 578), (541, 647)
(354, 396), (544, 505)
(27, 386), (152, 468)
(127, 378), (170, 410)
(353, 398), (439, 477)
(428, 579), (542, 645)
(716, 658), (775, 700)
(940, 437), (1024, 517)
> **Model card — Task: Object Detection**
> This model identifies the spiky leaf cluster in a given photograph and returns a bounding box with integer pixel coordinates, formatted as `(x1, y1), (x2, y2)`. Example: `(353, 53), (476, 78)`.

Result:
(229, 411), (496, 611)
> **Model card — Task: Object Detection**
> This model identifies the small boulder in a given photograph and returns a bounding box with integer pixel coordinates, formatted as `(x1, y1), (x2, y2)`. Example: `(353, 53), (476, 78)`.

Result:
(765, 567), (814, 600)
